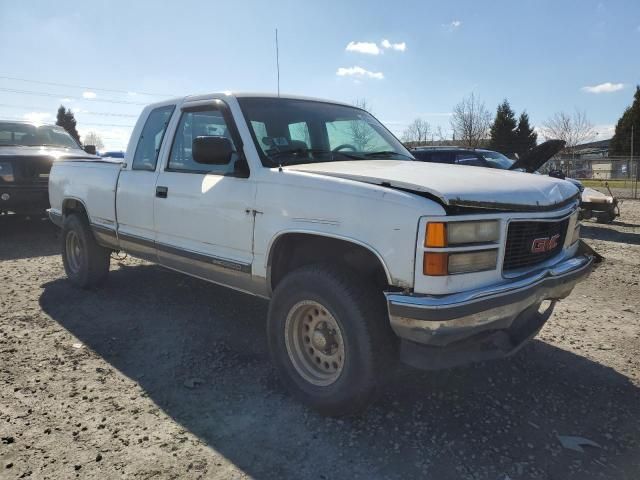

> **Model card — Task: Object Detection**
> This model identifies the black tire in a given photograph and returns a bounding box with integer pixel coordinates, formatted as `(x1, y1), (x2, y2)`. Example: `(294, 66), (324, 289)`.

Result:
(267, 264), (397, 416)
(61, 213), (110, 288)
(595, 209), (616, 224)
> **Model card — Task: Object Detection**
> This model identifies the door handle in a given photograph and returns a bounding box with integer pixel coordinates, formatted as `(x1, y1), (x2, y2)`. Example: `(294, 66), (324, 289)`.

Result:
(156, 186), (168, 198)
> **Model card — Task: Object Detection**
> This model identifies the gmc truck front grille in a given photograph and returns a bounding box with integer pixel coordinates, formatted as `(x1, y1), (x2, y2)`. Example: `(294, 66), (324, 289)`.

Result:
(503, 219), (569, 271)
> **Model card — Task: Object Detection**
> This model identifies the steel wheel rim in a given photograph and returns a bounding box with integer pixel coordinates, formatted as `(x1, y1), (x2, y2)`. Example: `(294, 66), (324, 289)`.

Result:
(285, 300), (345, 386)
(65, 230), (82, 274)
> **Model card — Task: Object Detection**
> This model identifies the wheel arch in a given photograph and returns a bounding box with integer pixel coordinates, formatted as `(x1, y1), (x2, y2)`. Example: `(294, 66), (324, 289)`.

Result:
(62, 197), (91, 221)
(266, 230), (393, 294)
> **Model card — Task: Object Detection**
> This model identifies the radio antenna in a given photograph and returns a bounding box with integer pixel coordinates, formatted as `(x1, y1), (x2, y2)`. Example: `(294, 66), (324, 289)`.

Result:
(275, 28), (280, 97)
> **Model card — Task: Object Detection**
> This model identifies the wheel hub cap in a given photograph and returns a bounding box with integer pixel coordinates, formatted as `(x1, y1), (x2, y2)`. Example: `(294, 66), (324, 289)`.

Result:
(284, 300), (345, 386)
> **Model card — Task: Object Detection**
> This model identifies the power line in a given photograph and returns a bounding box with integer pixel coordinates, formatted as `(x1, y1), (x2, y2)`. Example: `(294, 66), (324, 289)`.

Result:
(0, 75), (175, 97)
(0, 87), (149, 105)
(0, 103), (138, 118)
(0, 115), (133, 128)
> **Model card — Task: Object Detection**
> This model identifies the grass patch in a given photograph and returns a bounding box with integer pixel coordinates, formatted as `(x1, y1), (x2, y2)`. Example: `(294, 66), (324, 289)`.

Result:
(580, 179), (636, 188)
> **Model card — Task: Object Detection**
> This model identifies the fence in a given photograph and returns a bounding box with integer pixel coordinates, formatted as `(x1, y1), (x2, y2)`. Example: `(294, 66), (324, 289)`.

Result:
(539, 156), (640, 199)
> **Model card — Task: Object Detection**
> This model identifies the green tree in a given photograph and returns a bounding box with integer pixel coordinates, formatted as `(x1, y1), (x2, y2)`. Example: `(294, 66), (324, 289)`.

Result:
(610, 85), (640, 157)
(489, 99), (517, 157)
(56, 105), (80, 144)
(514, 111), (537, 158)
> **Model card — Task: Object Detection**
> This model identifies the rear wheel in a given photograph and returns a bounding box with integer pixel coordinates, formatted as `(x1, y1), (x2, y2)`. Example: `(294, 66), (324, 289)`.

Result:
(267, 264), (397, 416)
(62, 213), (110, 288)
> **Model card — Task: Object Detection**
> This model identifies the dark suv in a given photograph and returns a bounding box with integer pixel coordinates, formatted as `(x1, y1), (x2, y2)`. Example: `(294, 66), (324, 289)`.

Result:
(0, 121), (96, 216)
(410, 146), (515, 169)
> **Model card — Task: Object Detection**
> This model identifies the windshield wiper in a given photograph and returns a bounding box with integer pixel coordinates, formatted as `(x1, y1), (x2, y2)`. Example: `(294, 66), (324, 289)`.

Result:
(268, 148), (363, 166)
(362, 150), (414, 160)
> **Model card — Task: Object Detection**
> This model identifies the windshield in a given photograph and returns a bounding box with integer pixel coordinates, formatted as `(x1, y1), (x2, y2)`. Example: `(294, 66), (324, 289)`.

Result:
(479, 150), (514, 169)
(0, 122), (80, 149)
(237, 97), (413, 166)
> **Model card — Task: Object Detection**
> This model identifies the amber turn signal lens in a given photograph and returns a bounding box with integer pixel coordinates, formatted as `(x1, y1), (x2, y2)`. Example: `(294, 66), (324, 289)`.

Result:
(423, 252), (448, 276)
(425, 222), (447, 247)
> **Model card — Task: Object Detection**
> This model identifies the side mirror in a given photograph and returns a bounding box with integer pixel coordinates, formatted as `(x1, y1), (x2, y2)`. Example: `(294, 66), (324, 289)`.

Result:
(84, 145), (97, 155)
(192, 136), (233, 165)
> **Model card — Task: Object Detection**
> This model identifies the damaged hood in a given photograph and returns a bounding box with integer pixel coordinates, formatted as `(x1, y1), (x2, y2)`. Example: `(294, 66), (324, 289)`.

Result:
(286, 160), (580, 211)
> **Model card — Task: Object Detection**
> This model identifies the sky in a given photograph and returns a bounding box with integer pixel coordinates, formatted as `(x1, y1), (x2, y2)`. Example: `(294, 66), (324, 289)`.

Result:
(1, 0), (639, 151)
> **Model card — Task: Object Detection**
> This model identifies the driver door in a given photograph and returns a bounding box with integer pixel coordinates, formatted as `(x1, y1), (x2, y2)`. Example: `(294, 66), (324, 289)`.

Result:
(153, 101), (257, 290)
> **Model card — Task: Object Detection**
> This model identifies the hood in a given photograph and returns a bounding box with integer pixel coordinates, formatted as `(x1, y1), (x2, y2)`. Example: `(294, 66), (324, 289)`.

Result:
(0, 145), (98, 160)
(509, 139), (566, 173)
(286, 160), (580, 211)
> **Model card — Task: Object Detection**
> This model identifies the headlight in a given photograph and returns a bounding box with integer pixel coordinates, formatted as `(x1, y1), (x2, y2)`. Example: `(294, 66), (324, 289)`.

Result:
(423, 220), (500, 276)
(448, 220), (499, 245)
(423, 250), (498, 275)
(0, 162), (14, 182)
(448, 250), (498, 274)
(425, 220), (499, 247)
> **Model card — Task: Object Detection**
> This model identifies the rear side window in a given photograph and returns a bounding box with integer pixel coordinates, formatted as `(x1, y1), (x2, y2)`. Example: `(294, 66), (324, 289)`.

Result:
(132, 105), (175, 171)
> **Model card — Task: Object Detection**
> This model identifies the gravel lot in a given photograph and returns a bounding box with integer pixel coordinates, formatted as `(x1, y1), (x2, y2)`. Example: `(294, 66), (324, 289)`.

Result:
(1, 203), (639, 480)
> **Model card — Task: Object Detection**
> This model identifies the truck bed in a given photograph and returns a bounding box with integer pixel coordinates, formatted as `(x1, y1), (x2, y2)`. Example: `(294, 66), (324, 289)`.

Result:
(48, 158), (123, 231)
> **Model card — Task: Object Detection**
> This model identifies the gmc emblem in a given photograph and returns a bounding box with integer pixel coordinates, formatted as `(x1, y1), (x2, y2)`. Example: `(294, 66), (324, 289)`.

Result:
(531, 234), (560, 254)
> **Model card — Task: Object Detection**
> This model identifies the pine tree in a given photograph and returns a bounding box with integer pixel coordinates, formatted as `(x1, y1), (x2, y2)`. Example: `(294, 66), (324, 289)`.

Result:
(514, 111), (537, 158)
(489, 99), (517, 157)
(610, 85), (640, 156)
(55, 105), (81, 144)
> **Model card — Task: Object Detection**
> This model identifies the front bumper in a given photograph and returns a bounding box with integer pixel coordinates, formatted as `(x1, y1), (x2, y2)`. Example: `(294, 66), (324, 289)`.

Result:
(385, 241), (597, 369)
(0, 184), (49, 214)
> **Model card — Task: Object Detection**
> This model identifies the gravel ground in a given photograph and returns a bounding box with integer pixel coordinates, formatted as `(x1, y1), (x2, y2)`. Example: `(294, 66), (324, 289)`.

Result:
(1, 203), (639, 480)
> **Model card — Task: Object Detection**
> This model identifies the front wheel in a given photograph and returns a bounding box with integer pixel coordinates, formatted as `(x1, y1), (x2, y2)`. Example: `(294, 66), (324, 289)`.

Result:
(61, 213), (111, 288)
(267, 264), (397, 416)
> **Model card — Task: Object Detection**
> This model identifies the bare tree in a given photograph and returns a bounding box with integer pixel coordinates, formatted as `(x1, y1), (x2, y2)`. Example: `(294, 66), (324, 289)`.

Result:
(450, 93), (492, 148)
(83, 131), (104, 151)
(541, 109), (596, 152)
(401, 118), (431, 145)
(350, 99), (376, 151)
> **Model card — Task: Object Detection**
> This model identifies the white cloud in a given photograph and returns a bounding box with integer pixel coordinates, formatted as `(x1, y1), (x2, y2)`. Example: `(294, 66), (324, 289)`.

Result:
(82, 91), (97, 99)
(60, 97), (74, 103)
(381, 39), (407, 52)
(444, 20), (462, 31)
(346, 41), (380, 55)
(23, 112), (51, 123)
(336, 66), (384, 80)
(581, 82), (624, 93)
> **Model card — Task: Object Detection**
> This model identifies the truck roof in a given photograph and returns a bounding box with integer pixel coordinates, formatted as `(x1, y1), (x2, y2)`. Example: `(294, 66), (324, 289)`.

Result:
(145, 92), (353, 109)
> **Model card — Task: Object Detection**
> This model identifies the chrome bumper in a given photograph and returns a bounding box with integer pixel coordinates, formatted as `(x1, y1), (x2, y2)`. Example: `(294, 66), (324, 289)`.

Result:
(385, 243), (596, 351)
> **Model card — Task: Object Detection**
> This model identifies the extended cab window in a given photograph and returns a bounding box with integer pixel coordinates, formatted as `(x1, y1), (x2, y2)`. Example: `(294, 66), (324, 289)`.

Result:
(168, 109), (238, 175)
(132, 105), (175, 171)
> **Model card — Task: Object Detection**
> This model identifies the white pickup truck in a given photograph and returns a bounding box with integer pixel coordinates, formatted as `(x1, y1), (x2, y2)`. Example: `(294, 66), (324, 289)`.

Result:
(48, 93), (596, 415)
